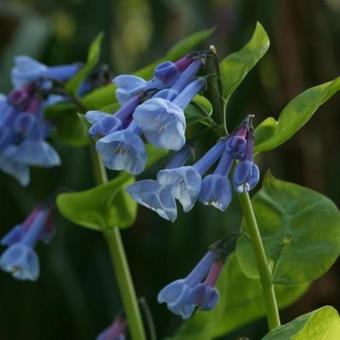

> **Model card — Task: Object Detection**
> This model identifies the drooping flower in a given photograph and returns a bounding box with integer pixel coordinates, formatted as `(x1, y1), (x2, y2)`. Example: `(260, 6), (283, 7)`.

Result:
(126, 144), (193, 221)
(158, 238), (228, 319)
(11, 55), (80, 88)
(127, 139), (226, 221)
(199, 147), (233, 211)
(96, 315), (127, 340)
(157, 251), (216, 319)
(96, 121), (147, 175)
(0, 204), (55, 281)
(133, 77), (205, 151)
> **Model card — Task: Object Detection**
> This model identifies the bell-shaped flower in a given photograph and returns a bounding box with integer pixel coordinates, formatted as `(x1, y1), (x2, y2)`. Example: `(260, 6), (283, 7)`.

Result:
(186, 259), (224, 311)
(126, 180), (177, 222)
(96, 121), (147, 175)
(158, 251), (216, 319)
(96, 315), (127, 340)
(157, 139), (226, 213)
(0, 205), (54, 281)
(11, 56), (80, 88)
(233, 160), (260, 193)
(199, 148), (233, 211)
(126, 145), (193, 221)
(133, 78), (205, 151)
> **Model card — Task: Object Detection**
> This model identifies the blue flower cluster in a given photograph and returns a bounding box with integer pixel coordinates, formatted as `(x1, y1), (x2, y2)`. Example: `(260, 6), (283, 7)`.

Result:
(86, 54), (206, 175)
(158, 248), (225, 319)
(127, 116), (260, 222)
(0, 56), (80, 185)
(0, 204), (55, 281)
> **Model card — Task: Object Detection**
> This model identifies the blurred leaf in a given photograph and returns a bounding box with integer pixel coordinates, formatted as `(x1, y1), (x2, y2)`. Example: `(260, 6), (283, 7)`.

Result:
(57, 173), (136, 231)
(220, 22), (269, 102)
(137, 27), (215, 79)
(255, 77), (340, 153)
(236, 172), (340, 285)
(262, 306), (340, 340)
(54, 113), (90, 147)
(170, 254), (309, 340)
(82, 84), (116, 109)
(65, 33), (104, 95)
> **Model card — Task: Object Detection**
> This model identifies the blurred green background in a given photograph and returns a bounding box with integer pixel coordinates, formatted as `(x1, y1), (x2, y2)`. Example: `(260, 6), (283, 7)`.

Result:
(0, 0), (339, 339)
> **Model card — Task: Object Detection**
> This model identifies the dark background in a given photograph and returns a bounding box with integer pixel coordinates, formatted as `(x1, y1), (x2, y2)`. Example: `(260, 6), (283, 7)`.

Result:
(0, 0), (339, 339)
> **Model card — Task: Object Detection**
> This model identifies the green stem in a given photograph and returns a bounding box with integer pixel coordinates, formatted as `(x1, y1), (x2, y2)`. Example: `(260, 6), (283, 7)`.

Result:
(239, 192), (281, 330)
(90, 144), (146, 340)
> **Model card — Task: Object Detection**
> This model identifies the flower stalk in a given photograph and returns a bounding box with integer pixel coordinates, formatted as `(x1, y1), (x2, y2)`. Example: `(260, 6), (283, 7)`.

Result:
(238, 191), (281, 330)
(90, 143), (146, 340)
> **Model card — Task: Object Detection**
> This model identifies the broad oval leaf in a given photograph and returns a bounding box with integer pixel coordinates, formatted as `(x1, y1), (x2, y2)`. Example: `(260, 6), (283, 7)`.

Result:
(220, 22), (270, 102)
(57, 173), (137, 231)
(236, 172), (340, 285)
(262, 306), (340, 340)
(255, 77), (340, 153)
(66, 33), (104, 95)
(169, 254), (309, 340)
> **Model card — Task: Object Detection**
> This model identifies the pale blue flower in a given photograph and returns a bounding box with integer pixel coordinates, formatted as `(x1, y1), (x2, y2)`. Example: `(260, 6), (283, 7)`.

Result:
(0, 207), (53, 281)
(233, 160), (260, 193)
(11, 56), (79, 88)
(96, 316), (126, 340)
(96, 122), (147, 175)
(158, 251), (216, 319)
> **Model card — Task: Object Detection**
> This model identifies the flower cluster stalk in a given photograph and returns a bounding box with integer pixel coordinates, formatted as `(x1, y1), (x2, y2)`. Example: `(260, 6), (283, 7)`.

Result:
(91, 143), (146, 340)
(238, 192), (281, 330)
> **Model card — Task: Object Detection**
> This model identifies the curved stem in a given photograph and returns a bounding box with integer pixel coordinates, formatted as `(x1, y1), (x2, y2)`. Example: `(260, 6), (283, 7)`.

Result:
(238, 192), (281, 330)
(90, 143), (146, 340)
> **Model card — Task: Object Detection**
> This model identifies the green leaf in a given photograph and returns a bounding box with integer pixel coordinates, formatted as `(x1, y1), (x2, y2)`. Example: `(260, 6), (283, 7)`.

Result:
(184, 95), (215, 127)
(57, 173), (137, 230)
(54, 113), (90, 147)
(236, 172), (340, 285)
(262, 306), (340, 340)
(255, 77), (340, 153)
(82, 84), (116, 109)
(170, 254), (309, 340)
(220, 22), (269, 102)
(65, 33), (104, 95)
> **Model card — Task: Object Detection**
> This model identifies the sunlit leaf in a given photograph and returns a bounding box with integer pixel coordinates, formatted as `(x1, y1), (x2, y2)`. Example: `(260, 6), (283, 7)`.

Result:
(236, 172), (340, 285)
(262, 306), (340, 340)
(220, 22), (269, 102)
(255, 77), (340, 153)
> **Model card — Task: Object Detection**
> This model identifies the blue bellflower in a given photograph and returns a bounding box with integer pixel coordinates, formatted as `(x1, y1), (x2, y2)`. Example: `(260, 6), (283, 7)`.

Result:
(127, 140), (226, 221)
(0, 205), (54, 281)
(126, 145), (193, 221)
(11, 56), (80, 88)
(96, 121), (147, 175)
(158, 250), (225, 319)
(199, 147), (233, 211)
(133, 77), (205, 151)
(96, 316), (127, 340)
(113, 57), (193, 105)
